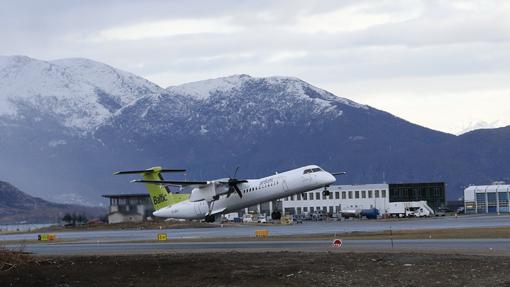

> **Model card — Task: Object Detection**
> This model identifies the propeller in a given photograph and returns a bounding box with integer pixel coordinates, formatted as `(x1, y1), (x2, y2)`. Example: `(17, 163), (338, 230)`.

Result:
(220, 167), (248, 198)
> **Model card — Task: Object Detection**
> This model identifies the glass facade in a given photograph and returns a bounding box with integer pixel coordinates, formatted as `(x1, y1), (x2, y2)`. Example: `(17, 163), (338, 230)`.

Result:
(476, 193), (486, 213)
(473, 190), (510, 213)
(389, 182), (446, 211)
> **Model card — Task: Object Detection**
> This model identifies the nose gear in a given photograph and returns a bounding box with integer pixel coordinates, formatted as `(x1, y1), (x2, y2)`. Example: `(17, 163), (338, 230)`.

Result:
(322, 186), (330, 197)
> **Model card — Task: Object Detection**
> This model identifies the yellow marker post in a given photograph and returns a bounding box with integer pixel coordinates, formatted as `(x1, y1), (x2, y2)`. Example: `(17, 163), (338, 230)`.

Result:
(38, 233), (56, 241)
(157, 233), (168, 241)
(255, 229), (269, 238)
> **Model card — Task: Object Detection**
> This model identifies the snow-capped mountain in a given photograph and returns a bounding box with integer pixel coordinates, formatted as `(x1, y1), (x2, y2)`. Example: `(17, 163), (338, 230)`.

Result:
(0, 55), (163, 132)
(0, 56), (509, 206)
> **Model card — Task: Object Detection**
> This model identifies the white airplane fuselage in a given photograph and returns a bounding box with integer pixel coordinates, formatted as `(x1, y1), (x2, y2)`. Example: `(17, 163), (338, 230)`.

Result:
(153, 165), (336, 219)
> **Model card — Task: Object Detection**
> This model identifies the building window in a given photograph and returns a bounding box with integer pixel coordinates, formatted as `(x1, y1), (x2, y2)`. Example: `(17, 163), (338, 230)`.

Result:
(348, 191), (353, 199)
(355, 191), (360, 199)
(297, 194), (301, 200)
(368, 190), (373, 198)
(303, 207), (308, 212)
(310, 207), (314, 213)
(302, 193), (308, 200)
(342, 192), (346, 199)
(375, 190), (380, 198)
(382, 190), (386, 198)
(309, 193), (314, 200)
(335, 192), (340, 199)
(290, 195), (294, 201)
(316, 192), (320, 200)
(362, 190), (366, 198)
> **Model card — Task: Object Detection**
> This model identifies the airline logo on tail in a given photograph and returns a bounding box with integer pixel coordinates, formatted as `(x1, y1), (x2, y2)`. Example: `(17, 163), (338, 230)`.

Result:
(114, 166), (190, 210)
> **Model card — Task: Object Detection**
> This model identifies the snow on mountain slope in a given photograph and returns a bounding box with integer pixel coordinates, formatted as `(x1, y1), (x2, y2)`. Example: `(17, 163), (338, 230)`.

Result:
(103, 74), (374, 142)
(52, 58), (164, 106)
(0, 55), (162, 131)
(167, 74), (367, 110)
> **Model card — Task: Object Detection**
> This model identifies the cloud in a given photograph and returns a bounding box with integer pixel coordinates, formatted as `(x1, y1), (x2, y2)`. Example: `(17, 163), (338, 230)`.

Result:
(89, 17), (242, 41)
(291, 2), (422, 33)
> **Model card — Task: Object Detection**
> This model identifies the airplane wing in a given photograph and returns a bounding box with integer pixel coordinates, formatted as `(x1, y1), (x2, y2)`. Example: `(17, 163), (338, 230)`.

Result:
(332, 172), (347, 176)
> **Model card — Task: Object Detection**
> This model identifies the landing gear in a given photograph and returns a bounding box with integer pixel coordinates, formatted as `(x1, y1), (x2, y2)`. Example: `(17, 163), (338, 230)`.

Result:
(205, 215), (215, 223)
(322, 186), (330, 197)
(271, 210), (282, 220)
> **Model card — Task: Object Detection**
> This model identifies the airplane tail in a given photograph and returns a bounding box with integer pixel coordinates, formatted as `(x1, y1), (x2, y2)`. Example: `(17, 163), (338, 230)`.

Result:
(115, 166), (190, 210)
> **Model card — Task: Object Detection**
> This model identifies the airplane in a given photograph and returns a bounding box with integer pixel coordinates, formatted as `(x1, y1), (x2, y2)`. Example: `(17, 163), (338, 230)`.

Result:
(115, 165), (344, 222)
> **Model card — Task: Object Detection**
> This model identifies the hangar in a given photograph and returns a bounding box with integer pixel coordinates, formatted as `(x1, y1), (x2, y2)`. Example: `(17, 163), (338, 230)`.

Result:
(464, 183), (510, 214)
(281, 182), (445, 216)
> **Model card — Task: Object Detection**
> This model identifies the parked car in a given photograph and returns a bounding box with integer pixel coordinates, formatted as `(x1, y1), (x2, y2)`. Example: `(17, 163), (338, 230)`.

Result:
(257, 215), (267, 223)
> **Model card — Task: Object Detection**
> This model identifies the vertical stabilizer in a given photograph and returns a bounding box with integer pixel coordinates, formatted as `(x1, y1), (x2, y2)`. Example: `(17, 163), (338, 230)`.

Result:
(115, 166), (190, 210)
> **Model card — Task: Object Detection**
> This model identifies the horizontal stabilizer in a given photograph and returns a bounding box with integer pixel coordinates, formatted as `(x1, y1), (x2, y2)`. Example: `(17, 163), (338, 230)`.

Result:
(132, 179), (209, 186)
(114, 166), (186, 175)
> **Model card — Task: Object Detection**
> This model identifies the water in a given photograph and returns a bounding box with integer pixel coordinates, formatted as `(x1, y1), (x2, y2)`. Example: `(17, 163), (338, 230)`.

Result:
(0, 223), (55, 233)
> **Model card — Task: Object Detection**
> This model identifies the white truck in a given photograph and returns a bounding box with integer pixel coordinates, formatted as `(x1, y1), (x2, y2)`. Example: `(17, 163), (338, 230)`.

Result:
(387, 201), (434, 218)
(224, 212), (239, 222)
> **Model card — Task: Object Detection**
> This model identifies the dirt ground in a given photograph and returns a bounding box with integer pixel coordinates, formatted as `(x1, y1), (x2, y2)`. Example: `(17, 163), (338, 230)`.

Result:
(1, 251), (510, 287)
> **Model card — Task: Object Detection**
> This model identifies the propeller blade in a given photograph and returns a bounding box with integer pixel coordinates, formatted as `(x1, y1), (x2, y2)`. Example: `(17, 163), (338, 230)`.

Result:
(233, 184), (243, 198)
(232, 166), (240, 178)
(226, 186), (234, 198)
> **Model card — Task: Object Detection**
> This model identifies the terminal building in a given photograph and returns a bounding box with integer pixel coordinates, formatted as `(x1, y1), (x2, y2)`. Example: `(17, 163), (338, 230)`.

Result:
(281, 182), (445, 216)
(102, 194), (154, 224)
(464, 183), (510, 214)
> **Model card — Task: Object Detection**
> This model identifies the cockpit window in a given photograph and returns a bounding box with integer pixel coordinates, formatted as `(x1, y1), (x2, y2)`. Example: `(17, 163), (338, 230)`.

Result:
(303, 168), (322, 174)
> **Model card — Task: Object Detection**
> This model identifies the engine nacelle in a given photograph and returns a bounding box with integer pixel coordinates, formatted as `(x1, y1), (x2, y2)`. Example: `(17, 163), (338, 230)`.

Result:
(188, 181), (228, 202)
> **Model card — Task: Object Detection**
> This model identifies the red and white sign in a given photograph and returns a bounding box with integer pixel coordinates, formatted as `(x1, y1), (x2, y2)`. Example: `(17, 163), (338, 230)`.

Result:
(331, 239), (343, 248)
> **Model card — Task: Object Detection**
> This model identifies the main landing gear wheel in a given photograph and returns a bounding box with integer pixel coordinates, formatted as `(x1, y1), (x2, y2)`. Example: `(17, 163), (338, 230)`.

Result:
(205, 215), (215, 223)
(322, 188), (330, 197)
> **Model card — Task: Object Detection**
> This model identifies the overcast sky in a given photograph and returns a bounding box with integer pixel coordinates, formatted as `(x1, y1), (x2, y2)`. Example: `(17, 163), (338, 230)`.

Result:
(1, 0), (509, 134)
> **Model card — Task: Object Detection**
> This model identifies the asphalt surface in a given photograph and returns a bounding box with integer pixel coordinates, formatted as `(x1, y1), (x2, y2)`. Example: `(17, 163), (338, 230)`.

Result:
(1, 214), (510, 243)
(6, 239), (510, 255)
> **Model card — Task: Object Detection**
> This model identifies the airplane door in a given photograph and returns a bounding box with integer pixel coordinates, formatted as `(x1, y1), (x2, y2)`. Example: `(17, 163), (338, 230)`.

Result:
(280, 177), (289, 193)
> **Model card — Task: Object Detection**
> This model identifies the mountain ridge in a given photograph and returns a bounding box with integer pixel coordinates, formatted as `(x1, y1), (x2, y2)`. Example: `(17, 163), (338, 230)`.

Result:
(0, 55), (508, 205)
(0, 180), (104, 223)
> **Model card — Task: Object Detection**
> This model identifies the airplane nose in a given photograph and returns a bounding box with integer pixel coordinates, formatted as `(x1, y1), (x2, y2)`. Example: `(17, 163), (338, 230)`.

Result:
(325, 172), (336, 185)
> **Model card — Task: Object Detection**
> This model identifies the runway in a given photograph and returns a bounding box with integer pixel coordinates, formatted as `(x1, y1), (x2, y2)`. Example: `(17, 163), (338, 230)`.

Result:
(7, 239), (510, 255)
(1, 214), (510, 243)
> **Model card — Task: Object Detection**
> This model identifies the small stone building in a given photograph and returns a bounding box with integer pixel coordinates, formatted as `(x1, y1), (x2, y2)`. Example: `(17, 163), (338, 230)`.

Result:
(102, 194), (154, 224)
